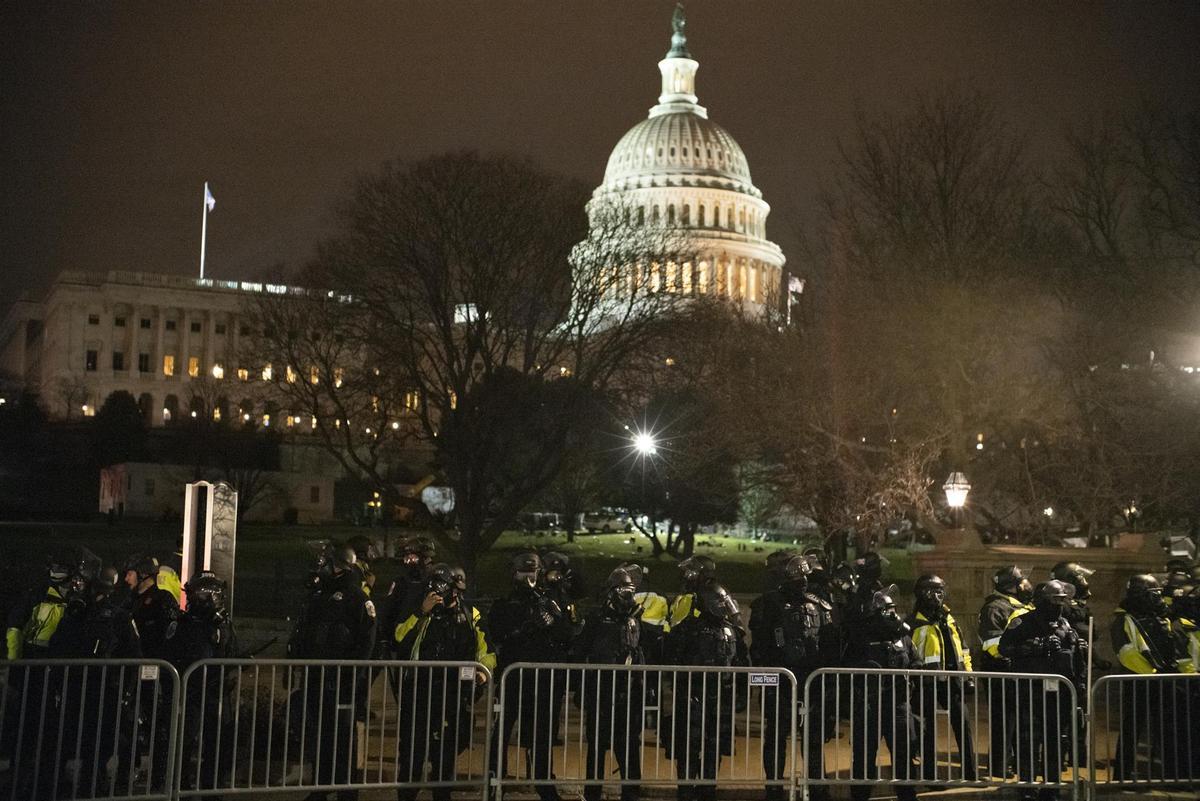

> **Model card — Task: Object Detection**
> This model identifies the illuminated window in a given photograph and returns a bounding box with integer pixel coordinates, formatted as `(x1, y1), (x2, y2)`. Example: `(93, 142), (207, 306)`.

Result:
(211, 364), (224, 380)
(286, 414), (296, 428)
(286, 366), (297, 383)
(262, 413), (270, 427)
(162, 407), (171, 423)
(163, 355), (175, 376)
(404, 390), (420, 411)
(188, 357), (200, 377)
(212, 407), (222, 422)
(82, 403), (95, 417)
(237, 368), (249, 381)
(309, 366), (319, 385)
(311, 416), (317, 430)
(448, 390), (457, 410)
(261, 364), (273, 381)
(334, 368), (344, 388)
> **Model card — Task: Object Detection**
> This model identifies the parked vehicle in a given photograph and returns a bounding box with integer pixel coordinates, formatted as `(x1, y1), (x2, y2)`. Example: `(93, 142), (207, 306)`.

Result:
(581, 510), (632, 534)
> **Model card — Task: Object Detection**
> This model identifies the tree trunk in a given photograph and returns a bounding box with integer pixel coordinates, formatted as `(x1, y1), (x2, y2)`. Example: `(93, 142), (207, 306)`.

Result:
(680, 522), (696, 558)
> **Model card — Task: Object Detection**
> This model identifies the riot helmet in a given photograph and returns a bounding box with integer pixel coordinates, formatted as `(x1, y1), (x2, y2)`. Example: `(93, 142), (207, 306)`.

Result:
(678, 555), (716, 591)
(1051, 562), (1094, 601)
(781, 554), (812, 596)
(184, 571), (228, 618)
(613, 563), (647, 592)
(1164, 569), (1191, 600)
(401, 536), (436, 579)
(1032, 580), (1074, 617)
(426, 563), (458, 600)
(1123, 574), (1165, 616)
(830, 561), (858, 597)
(346, 535), (379, 565)
(764, 549), (796, 590)
(698, 581), (739, 621)
(92, 567), (121, 601)
(123, 554), (160, 589)
(914, 574), (947, 617)
(994, 565), (1034, 604)
(327, 542), (357, 573)
(510, 551), (542, 590)
(802, 547), (828, 575)
(606, 568), (637, 613)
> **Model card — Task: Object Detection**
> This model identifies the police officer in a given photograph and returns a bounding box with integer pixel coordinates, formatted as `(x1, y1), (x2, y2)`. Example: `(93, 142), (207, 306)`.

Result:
(291, 542), (377, 801)
(908, 574), (977, 782)
(669, 555), (717, 628)
(846, 589), (918, 801)
(377, 536), (436, 656)
(802, 548), (832, 604)
(1050, 562), (1101, 659)
(977, 565), (1033, 778)
(574, 568), (644, 801)
(488, 552), (570, 801)
(394, 563), (494, 801)
(845, 552), (886, 629)
(999, 581), (1084, 801)
(6, 548), (93, 660)
(749, 554), (835, 801)
(174, 571), (238, 794)
(664, 581), (745, 801)
(123, 554), (180, 660)
(346, 535), (380, 595)
(617, 563), (668, 662)
(38, 566), (140, 797)
(1110, 574), (1195, 782)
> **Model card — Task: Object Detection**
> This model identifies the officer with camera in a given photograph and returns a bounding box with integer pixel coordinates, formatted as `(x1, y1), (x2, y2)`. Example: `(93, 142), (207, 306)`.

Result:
(290, 542), (377, 801)
(574, 568), (645, 801)
(750, 554), (837, 801)
(999, 580), (1084, 801)
(394, 563), (494, 801)
(664, 580), (746, 801)
(846, 588), (918, 801)
(377, 535), (436, 657)
(488, 552), (571, 801)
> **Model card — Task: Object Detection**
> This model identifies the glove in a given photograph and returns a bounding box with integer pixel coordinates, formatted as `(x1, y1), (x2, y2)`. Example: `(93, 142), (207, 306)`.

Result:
(962, 677), (976, 694)
(1046, 635), (1062, 654)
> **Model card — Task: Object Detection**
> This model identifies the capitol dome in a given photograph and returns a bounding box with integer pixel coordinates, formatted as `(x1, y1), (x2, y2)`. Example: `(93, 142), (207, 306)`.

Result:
(585, 5), (785, 316)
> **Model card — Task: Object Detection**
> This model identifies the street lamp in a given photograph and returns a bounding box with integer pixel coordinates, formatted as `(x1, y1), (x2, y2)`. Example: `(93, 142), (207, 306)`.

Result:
(632, 431), (658, 457)
(943, 471), (971, 529)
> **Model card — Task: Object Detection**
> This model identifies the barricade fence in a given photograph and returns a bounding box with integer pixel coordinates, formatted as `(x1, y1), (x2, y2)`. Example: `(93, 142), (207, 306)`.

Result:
(0, 658), (180, 801)
(3, 658), (1198, 800)
(1089, 673), (1200, 792)
(174, 658), (493, 798)
(802, 667), (1082, 800)
(495, 662), (798, 801)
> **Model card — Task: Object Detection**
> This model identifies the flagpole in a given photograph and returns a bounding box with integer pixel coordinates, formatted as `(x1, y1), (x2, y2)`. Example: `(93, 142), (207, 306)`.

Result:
(200, 182), (209, 280)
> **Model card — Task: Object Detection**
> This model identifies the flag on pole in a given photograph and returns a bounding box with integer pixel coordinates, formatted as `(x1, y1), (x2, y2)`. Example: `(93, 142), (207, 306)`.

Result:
(204, 183), (216, 212)
(788, 275), (805, 295)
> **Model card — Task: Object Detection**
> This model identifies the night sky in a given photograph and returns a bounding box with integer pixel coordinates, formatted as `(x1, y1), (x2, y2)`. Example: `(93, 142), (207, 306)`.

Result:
(3, 2), (1199, 309)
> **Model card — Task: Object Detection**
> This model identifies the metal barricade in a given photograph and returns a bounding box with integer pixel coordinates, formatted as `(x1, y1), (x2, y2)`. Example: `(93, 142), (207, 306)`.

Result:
(0, 658), (180, 801)
(802, 667), (1081, 800)
(1089, 673), (1199, 794)
(173, 658), (493, 798)
(494, 662), (799, 801)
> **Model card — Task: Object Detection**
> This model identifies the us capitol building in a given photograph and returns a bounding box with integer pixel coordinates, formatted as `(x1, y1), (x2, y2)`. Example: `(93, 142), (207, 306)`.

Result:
(585, 6), (786, 316)
(0, 6), (786, 425)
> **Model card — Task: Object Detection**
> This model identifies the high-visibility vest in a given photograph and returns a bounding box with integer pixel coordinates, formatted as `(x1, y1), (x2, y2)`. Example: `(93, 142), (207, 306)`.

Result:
(911, 609), (973, 671)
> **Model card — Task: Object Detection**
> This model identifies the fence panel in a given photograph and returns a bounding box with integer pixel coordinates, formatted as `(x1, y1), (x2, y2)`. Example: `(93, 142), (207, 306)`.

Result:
(173, 658), (492, 799)
(802, 667), (1081, 800)
(494, 662), (799, 801)
(0, 658), (180, 801)
(1089, 673), (1199, 794)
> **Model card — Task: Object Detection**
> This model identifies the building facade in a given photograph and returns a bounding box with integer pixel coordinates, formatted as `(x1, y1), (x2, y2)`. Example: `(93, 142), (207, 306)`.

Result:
(0, 270), (303, 426)
(585, 7), (786, 316)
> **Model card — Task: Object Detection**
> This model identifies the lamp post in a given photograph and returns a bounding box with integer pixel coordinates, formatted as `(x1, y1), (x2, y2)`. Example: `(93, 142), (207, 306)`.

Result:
(943, 471), (971, 529)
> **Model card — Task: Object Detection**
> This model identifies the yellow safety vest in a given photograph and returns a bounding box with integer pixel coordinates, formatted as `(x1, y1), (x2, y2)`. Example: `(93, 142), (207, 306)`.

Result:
(635, 591), (669, 629)
(6, 586), (67, 659)
(1115, 610), (1196, 674)
(394, 605), (496, 672)
(157, 566), (182, 605)
(668, 592), (699, 630)
(911, 609), (973, 671)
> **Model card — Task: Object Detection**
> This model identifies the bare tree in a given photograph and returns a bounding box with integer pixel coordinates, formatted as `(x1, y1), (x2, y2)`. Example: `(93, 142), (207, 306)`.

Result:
(245, 152), (692, 575)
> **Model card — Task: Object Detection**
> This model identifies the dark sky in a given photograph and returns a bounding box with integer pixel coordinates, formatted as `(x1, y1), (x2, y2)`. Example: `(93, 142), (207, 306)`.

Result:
(3, 1), (1199, 308)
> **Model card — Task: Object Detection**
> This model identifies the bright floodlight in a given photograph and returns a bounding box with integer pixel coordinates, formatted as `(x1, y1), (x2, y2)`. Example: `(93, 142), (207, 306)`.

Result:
(633, 431), (658, 456)
(943, 471), (971, 509)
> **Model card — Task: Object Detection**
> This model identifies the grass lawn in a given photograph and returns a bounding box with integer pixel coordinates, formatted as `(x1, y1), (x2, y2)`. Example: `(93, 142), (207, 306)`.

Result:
(0, 521), (915, 621)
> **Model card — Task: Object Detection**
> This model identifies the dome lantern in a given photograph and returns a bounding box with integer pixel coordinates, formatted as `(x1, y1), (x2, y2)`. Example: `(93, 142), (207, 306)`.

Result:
(651, 3), (706, 119)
